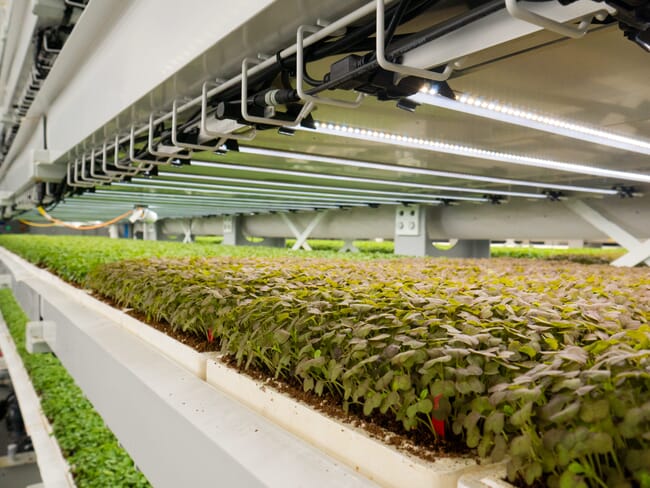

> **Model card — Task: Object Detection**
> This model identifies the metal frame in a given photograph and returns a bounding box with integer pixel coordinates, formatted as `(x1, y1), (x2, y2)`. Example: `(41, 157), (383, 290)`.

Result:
(241, 57), (315, 127)
(280, 211), (329, 250)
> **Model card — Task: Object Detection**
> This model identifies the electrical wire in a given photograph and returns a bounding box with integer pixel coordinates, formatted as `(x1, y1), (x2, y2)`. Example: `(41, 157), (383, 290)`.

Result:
(34, 206), (134, 230)
(18, 219), (57, 228)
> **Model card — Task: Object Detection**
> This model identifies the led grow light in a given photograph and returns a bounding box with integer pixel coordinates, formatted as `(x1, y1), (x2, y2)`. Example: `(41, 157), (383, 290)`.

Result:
(411, 88), (650, 156)
(111, 181), (446, 206)
(231, 147), (617, 196)
(307, 122), (650, 183)
(147, 174), (489, 203)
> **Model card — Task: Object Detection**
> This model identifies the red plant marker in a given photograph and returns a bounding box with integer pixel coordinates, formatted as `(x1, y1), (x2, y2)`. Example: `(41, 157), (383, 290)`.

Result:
(431, 394), (446, 439)
(207, 329), (214, 343)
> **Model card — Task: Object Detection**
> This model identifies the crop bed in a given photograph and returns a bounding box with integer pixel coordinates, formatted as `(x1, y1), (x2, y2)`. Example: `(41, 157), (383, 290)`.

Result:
(0, 235), (648, 487)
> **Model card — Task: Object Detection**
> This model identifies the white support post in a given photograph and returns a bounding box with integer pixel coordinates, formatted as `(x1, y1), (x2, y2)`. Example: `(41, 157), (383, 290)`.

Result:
(564, 199), (650, 267)
(281, 212), (328, 251)
(340, 239), (359, 253)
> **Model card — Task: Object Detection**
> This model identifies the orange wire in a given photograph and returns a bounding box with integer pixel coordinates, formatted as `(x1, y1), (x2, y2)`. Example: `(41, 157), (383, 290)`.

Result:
(36, 206), (135, 230)
(18, 219), (57, 228)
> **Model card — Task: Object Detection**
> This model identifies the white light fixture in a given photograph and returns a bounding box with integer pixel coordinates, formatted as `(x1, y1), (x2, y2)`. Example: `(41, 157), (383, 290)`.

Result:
(150, 173), (489, 203)
(411, 89), (650, 156)
(120, 178), (446, 204)
(307, 121), (650, 184)
(233, 146), (617, 196)
(91, 189), (352, 209)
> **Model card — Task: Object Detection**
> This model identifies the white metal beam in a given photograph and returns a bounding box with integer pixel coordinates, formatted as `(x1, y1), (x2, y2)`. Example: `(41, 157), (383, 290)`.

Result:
(563, 199), (650, 267)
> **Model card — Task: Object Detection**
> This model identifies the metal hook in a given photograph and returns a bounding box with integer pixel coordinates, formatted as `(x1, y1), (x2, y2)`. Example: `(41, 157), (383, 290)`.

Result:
(296, 25), (365, 108)
(505, 0), (609, 39)
(79, 153), (109, 184)
(200, 81), (256, 142)
(241, 57), (315, 127)
(115, 134), (152, 174)
(375, 0), (455, 83)
(67, 160), (93, 188)
(170, 100), (227, 152)
(88, 148), (114, 182)
(130, 126), (171, 166)
(99, 142), (126, 180)
(148, 112), (192, 158)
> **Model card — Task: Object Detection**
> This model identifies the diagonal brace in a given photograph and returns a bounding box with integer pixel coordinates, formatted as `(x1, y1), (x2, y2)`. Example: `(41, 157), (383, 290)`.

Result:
(281, 212), (328, 251)
(181, 219), (193, 244)
(564, 199), (650, 267)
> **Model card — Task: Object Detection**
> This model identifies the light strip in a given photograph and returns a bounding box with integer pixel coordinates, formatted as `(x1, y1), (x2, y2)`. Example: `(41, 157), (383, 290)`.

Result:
(307, 122), (650, 184)
(411, 88), (650, 156)
(88, 190), (350, 209)
(234, 146), (617, 196)
(188, 160), (542, 198)
(148, 174), (489, 203)
(113, 181), (444, 205)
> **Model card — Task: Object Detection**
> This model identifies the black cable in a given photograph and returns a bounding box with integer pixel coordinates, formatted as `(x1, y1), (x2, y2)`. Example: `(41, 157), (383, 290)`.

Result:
(307, 0), (505, 96)
(384, 0), (413, 53)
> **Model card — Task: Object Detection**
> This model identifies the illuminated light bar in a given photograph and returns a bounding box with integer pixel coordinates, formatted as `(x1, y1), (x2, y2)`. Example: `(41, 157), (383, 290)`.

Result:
(122, 178), (446, 203)
(148, 174), (489, 203)
(233, 146), (617, 196)
(308, 122), (650, 184)
(412, 88), (650, 156)
(93, 189), (361, 210)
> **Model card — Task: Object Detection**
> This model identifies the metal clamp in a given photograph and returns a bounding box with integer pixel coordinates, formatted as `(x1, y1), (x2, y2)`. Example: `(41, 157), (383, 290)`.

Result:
(241, 57), (315, 127)
(149, 112), (192, 158)
(130, 126), (171, 166)
(170, 100), (226, 152)
(112, 135), (150, 175)
(296, 25), (365, 108)
(505, 0), (609, 39)
(99, 142), (126, 179)
(80, 153), (109, 184)
(200, 81), (256, 142)
(88, 149), (114, 182)
(66, 160), (93, 188)
(376, 0), (455, 82)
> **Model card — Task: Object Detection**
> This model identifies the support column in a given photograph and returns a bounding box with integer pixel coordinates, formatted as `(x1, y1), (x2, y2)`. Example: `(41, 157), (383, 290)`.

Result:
(143, 222), (157, 241)
(564, 199), (650, 267)
(108, 225), (119, 239)
(222, 216), (247, 246)
(394, 206), (490, 258)
(340, 239), (359, 253)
